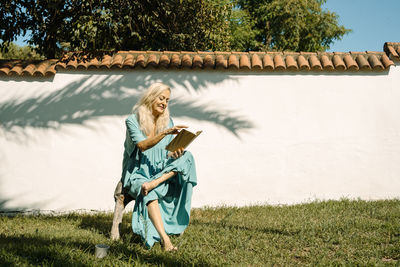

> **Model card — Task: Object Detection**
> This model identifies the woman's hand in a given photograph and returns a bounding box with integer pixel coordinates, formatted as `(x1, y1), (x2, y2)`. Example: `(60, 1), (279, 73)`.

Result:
(168, 147), (184, 159)
(164, 125), (188, 135)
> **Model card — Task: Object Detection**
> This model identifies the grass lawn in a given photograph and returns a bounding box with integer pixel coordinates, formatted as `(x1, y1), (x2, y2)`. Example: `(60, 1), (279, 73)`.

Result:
(0, 199), (399, 266)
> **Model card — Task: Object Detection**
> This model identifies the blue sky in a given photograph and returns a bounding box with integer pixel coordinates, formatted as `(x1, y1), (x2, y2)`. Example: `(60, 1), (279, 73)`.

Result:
(15, 0), (400, 53)
(323, 0), (400, 52)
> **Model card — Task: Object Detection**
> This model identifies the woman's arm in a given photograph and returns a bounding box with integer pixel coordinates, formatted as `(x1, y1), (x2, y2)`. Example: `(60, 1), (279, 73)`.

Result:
(136, 125), (187, 152)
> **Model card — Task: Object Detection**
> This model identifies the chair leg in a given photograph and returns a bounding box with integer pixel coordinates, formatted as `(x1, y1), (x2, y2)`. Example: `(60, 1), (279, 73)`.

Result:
(111, 181), (125, 241)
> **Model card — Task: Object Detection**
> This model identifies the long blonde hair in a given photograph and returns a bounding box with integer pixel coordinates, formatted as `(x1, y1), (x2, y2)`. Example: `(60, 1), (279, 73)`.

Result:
(132, 83), (171, 136)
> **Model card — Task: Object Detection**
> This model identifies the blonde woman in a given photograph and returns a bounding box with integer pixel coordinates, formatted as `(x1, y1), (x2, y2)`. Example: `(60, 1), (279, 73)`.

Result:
(120, 83), (197, 251)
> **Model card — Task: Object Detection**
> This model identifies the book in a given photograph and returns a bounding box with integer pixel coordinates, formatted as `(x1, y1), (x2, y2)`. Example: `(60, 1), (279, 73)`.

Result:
(166, 129), (202, 152)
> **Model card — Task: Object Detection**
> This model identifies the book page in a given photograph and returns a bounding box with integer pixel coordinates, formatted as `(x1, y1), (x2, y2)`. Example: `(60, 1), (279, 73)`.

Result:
(166, 129), (202, 152)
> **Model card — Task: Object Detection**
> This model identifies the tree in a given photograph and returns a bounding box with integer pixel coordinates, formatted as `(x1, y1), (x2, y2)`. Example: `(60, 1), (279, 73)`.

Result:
(0, 42), (44, 60)
(0, 0), (350, 58)
(234, 0), (350, 51)
(69, 0), (232, 52)
(0, 0), (232, 58)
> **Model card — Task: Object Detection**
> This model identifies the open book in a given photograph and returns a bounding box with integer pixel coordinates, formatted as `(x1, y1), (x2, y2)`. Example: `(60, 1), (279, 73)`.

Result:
(166, 129), (202, 152)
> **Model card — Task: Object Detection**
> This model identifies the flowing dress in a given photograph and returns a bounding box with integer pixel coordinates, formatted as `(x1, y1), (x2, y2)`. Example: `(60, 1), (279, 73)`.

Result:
(121, 114), (197, 248)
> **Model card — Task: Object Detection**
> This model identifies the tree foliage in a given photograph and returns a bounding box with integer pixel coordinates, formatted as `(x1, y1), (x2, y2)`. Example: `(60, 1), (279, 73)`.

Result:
(0, 0), (350, 58)
(234, 0), (351, 51)
(0, 42), (44, 60)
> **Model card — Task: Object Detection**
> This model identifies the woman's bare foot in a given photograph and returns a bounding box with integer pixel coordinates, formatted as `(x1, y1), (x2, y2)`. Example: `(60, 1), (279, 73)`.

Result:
(141, 180), (157, 196)
(161, 240), (178, 251)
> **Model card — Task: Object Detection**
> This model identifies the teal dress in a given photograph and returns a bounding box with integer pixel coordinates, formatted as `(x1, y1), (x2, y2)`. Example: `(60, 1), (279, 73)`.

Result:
(121, 114), (197, 248)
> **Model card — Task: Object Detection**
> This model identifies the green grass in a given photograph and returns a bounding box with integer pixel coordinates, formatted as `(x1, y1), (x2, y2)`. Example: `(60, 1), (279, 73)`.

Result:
(0, 199), (399, 266)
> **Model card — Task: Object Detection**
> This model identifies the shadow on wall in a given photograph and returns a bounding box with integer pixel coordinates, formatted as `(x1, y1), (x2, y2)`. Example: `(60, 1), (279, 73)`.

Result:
(0, 70), (254, 141)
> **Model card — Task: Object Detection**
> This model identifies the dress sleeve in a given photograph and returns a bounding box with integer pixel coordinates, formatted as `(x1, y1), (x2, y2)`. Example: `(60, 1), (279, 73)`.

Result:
(126, 115), (146, 144)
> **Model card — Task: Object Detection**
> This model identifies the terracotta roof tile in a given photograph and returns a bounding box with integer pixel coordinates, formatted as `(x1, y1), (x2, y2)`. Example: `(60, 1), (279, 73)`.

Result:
(297, 55), (309, 70)
(87, 57), (101, 69)
(239, 54), (251, 70)
(110, 54), (124, 69)
(273, 54), (285, 70)
(309, 55), (322, 70)
(355, 54), (370, 70)
(367, 53), (384, 70)
(135, 54), (146, 68)
(319, 54), (334, 70)
(332, 55), (346, 70)
(203, 55), (214, 69)
(66, 57), (78, 70)
(250, 53), (262, 69)
(123, 54), (135, 68)
(215, 55), (227, 69)
(263, 55), (274, 70)
(22, 64), (36, 76)
(228, 54), (239, 69)
(384, 42), (400, 60)
(181, 54), (192, 68)
(343, 54), (359, 70)
(170, 54), (180, 68)
(1, 45), (397, 77)
(158, 54), (170, 68)
(381, 54), (394, 68)
(192, 55), (203, 69)
(285, 55), (297, 70)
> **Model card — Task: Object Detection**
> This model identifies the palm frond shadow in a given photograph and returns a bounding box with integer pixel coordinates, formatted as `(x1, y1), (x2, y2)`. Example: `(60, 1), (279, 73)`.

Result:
(0, 72), (254, 142)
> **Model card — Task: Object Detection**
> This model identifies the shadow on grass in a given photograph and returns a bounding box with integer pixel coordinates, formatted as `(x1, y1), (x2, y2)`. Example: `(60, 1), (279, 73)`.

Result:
(0, 218), (209, 267)
(74, 213), (210, 266)
(0, 234), (96, 266)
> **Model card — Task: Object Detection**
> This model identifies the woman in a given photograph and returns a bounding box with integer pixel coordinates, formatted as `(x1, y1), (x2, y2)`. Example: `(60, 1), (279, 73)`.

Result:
(121, 82), (197, 251)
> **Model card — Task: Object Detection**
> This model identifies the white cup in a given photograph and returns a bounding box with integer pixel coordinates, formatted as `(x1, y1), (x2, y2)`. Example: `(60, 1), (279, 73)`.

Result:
(95, 244), (110, 259)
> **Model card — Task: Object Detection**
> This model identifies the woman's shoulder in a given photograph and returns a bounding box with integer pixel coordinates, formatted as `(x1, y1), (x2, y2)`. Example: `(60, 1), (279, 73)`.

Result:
(169, 117), (174, 127)
(126, 113), (138, 123)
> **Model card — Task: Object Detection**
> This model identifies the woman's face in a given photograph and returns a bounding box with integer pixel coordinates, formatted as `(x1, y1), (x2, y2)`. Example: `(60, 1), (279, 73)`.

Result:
(152, 89), (170, 117)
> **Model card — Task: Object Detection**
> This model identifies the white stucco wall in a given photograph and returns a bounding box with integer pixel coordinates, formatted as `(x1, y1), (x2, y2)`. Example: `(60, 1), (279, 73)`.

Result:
(1, 67), (399, 212)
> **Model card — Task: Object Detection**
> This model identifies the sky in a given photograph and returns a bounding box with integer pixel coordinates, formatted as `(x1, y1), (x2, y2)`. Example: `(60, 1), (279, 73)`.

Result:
(323, 0), (400, 52)
(14, 0), (400, 53)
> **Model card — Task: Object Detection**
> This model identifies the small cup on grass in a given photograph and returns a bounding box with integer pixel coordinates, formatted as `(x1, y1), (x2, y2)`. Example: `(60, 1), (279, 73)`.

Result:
(95, 244), (110, 259)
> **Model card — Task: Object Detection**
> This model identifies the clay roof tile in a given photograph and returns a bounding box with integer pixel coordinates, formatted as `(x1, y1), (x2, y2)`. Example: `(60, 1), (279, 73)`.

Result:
(87, 57), (100, 69)
(239, 54), (251, 69)
(308, 55), (322, 70)
(135, 54), (146, 68)
(343, 54), (359, 70)
(367, 54), (384, 70)
(273, 54), (286, 70)
(1, 43), (398, 77)
(146, 54), (158, 68)
(122, 54), (135, 68)
(251, 54), (262, 69)
(170, 54), (181, 68)
(384, 42), (400, 60)
(191, 55), (202, 69)
(297, 55), (310, 70)
(381, 54), (394, 68)
(263, 55), (274, 70)
(285, 55), (298, 70)
(45, 64), (57, 76)
(110, 54), (124, 69)
(66, 58), (78, 70)
(159, 54), (170, 68)
(332, 55), (346, 70)
(355, 54), (371, 70)
(228, 54), (239, 69)
(203, 55), (215, 69)
(215, 55), (227, 69)
(22, 64), (36, 76)
(181, 54), (192, 68)
(9, 64), (23, 75)
(320, 55), (334, 70)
